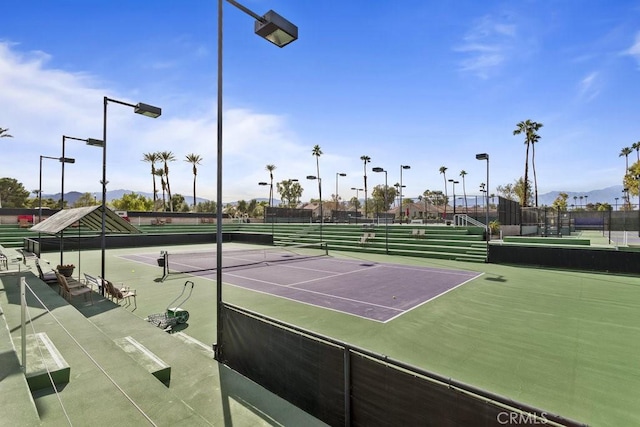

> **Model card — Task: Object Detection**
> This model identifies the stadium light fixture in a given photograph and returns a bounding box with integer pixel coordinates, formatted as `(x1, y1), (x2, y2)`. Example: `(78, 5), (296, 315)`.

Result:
(101, 97), (161, 295)
(215, 0), (298, 361)
(399, 165), (410, 223)
(476, 153), (490, 259)
(335, 172), (346, 213)
(39, 154), (75, 226)
(60, 135), (102, 265)
(448, 179), (460, 215)
(372, 167), (389, 253)
(351, 187), (363, 224)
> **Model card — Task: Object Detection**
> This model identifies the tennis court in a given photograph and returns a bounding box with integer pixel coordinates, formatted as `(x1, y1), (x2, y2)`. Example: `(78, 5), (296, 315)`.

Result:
(122, 245), (481, 322)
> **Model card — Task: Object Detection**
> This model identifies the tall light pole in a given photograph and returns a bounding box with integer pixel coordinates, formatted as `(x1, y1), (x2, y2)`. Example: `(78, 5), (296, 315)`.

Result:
(399, 165), (410, 223)
(40, 155), (75, 258)
(258, 182), (269, 203)
(216, 0), (298, 361)
(335, 172), (346, 215)
(307, 176), (323, 241)
(372, 167), (388, 254)
(476, 153), (490, 254)
(448, 179), (459, 215)
(101, 98), (160, 294)
(351, 187), (363, 224)
(60, 135), (102, 264)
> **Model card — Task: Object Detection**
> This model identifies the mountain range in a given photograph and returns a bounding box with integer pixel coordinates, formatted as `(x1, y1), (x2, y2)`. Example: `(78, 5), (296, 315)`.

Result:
(41, 190), (211, 206)
(44, 185), (627, 209)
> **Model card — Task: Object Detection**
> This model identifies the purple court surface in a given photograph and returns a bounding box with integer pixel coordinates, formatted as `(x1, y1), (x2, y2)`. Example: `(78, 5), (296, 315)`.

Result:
(123, 252), (481, 322)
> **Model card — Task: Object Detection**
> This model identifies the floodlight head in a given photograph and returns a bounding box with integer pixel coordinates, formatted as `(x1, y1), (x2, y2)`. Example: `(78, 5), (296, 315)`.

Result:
(255, 10), (298, 48)
(258, 182), (268, 186)
(338, 173), (347, 177)
(86, 138), (104, 147)
(306, 175), (317, 180)
(372, 167), (385, 173)
(134, 102), (162, 118)
(60, 157), (76, 164)
(401, 165), (411, 169)
(476, 153), (489, 160)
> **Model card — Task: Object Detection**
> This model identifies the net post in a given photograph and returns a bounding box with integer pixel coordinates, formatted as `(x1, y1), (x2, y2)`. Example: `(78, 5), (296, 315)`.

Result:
(161, 251), (168, 282)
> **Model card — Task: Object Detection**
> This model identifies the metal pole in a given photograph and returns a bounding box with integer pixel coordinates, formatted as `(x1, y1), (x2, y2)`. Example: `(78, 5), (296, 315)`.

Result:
(400, 166), (403, 223)
(384, 171), (388, 253)
(21, 277), (26, 372)
(319, 178), (323, 241)
(336, 173), (339, 214)
(486, 158), (490, 258)
(101, 97), (108, 296)
(61, 136), (65, 265)
(38, 156), (43, 225)
(215, 0), (224, 361)
(319, 177), (323, 240)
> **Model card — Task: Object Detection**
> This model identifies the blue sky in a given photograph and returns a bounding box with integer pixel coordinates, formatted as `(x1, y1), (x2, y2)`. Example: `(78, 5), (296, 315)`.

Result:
(2, 1), (640, 204)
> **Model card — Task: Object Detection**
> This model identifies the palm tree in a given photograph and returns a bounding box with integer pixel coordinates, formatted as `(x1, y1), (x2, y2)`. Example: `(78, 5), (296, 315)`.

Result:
(312, 145), (323, 220)
(0, 128), (13, 138)
(513, 120), (543, 207)
(530, 131), (542, 207)
(159, 151), (176, 211)
(154, 169), (167, 211)
(439, 166), (448, 219)
(265, 164), (276, 207)
(632, 142), (640, 163)
(360, 155), (371, 218)
(142, 152), (161, 211)
(185, 154), (203, 209)
(459, 170), (468, 213)
(620, 146), (633, 172)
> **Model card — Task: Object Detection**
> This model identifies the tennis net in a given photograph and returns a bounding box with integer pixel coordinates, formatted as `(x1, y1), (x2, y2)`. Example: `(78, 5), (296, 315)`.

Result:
(161, 242), (328, 277)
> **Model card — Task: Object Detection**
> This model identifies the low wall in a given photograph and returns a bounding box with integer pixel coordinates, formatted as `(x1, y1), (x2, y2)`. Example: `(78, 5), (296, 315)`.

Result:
(489, 244), (640, 274)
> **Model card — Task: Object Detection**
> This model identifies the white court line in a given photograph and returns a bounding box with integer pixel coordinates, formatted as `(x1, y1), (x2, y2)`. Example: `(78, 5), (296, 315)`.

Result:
(319, 256), (479, 277)
(224, 266), (405, 313)
(384, 272), (484, 323)
(120, 252), (482, 323)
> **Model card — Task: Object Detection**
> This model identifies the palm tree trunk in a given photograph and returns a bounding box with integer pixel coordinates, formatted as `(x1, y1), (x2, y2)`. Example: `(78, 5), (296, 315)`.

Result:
(165, 165), (173, 212)
(524, 141), (530, 207)
(462, 180), (468, 213)
(363, 172), (368, 218)
(161, 178), (166, 210)
(151, 166), (157, 212)
(192, 174), (197, 209)
(532, 142), (538, 207)
(442, 174), (447, 219)
(316, 157), (322, 220)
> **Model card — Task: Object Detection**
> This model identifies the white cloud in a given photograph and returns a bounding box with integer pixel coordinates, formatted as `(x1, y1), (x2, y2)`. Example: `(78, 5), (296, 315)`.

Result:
(455, 15), (518, 78)
(578, 71), (601, 101)
(622, 31), (640, 67)
(0, 41), (313, 202)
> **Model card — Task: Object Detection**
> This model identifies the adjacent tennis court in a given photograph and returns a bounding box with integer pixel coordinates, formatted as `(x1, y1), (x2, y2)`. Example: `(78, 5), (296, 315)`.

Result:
(122, 245), (481, 322)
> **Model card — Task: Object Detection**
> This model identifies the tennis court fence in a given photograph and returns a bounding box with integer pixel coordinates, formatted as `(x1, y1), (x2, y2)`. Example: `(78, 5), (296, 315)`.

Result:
(217, 304), (585, 427)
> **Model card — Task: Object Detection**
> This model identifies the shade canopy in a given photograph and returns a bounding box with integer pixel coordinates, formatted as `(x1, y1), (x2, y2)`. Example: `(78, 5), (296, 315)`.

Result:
(30, 206), (140, 235)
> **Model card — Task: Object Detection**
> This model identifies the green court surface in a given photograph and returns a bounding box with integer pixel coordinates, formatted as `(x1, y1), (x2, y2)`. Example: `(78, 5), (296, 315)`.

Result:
(8, 243), (640, 426)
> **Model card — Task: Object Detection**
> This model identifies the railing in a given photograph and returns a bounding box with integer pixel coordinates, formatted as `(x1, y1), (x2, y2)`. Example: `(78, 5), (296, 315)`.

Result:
(453, 214), (486, 228)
